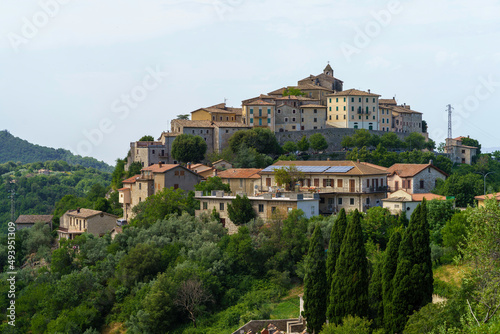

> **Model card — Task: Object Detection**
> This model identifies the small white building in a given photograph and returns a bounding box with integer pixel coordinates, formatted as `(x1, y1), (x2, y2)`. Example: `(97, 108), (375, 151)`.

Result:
(382, 190), (447, 217)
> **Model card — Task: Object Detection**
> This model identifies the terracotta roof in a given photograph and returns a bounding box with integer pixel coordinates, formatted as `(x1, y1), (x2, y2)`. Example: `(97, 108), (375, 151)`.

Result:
(327, 88), (381, 97)
(262, 160), (388, 176)
(475, 192), (500, 201)
(122, 175), (140, 184)
(217, 168), (262, 179)
(15, 215), (53, 224)
(213, 159), (230, 164)
(117, 187), (130, 191)
(213, 122), (251, 128)
(142, 164), (179, 173)
(412, 193), (446, 201)
(241, 94), (276, 104)
(300, 104), (326, 108)
(379, 98), (397, 105)
(360, 162), (389, 171)
(192, 106), (243, 115)
(390, 105), (422, 115)
(387, 163), (448, 178)
(171, 119), (214, 128)
(296, 83), (333, 91)
(275, 95), (316, 101)
(65, 208), (117, 219)
(158, 132), (179, 139)
(453, 136), (467, 140)
(244, 99), (275, 106)
(190, 164), (212, 173)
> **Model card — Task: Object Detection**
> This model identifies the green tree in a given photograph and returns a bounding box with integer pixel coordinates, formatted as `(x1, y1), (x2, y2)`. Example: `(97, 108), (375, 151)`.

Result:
(320, 315), (372, 334)
(139, 135), (155, 141)
(422, 120), (428, 133)
(391, 201), (433, 332)
(229, 128), (282, 156)
(303, 225), (328, 333)
(116, 243), (162, 287)
(340, 135), (354, 148)
(227, 195), (256, 225)
(442, 211), (468, 254)
(194, 176), (231, 194)
(233, 144), (273, 168)
(283, 141), (298, 153)
(328, 210), (369, 325)
(283, 87), (306, 96)
(434, 173), (483, 207)
(382, 229), (402, 333)
(176, 114), (190, 120)
(309, 133), (328, 151)
(112, 158), (126, 189)
(172, 134), (207, 163)
(326, 209), (347, 298)
(380, 132), (404, 149)
(274, 165), (305, 191)
(404, 132), (427, 150)
(297, 136), (310, 152)
(461, 137), (481, 154)
(127, 161), (143, 177)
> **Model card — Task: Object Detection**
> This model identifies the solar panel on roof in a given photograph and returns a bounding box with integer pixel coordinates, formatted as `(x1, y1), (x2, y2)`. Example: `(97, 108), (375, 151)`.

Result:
(296, 166), (330, 173)
(325, 166), (354, 173)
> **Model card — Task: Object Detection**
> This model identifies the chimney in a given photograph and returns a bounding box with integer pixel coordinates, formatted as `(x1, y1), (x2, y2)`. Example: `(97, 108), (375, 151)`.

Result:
(429, 159), (433, 165)
(158, 162), (163, 168)
(187, 162), (191, 170)
(357, 159), (360, 163)
(77, 207), (80, 213)
(368, 89), (371, 93)
(214, 169), (217, 176)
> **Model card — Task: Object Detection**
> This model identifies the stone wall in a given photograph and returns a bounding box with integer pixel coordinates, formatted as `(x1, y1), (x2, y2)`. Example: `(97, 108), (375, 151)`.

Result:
(232, 319), (303, 334)
(275, 127), (410, 151)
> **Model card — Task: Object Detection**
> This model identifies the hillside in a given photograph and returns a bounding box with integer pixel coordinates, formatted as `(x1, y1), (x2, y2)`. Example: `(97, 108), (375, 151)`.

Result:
(0, 130), (113, 172)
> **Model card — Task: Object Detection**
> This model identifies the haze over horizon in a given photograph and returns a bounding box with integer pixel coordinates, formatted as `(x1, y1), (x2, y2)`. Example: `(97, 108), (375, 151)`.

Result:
(1, 0), (499, 165)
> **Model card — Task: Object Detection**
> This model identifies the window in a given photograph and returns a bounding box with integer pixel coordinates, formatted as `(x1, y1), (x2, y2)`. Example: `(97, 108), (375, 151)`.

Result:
(336, 98), (338, 102)
(373, 116), (375, 120)
(311, 206), (315, 215)
(302, 118), (304, 122)
(268, 108), (271, 114)
(180, 171), (185, 176)
(350, 198), (355, 205)
(462, 149), (465, 154)
(259, 204), (264, 212)
(292, 117), (296, 122)
(344, 115), (346, 119)
(175, 170), (179, 176)
(329, 107), (331, 111)
(337, 179), (343, 187)
(192, 130), (195, 133)
(367, 179), (370, 188)
(373, 98), (375, 103)
(336, 106), (339, 111)
(351, 97), (354, 102)
(220, 203), (224, 211)
(338, 198), (343, 205)
(366, 198), (370, 204)
(203, 202), (208, 209)
(359, 97), (361, 102)
(250, 118), (253, 123)
(366, 98), (369, 102)
(139, 183), (141, 190)
(267, 118), (270, 124)
(314, 118), (317, 122)
(329, 116), (332, 120)
(152, 149), (155, 154)
(344, 106), (346, 111)
(266, 178), (271, 186)
(314, 126), (318, 129)
(288, 207), (293, 212)
(285, 117), (288, 122)
(278, 109), (281, 114)
(420, 180), (424, 189)
(382, 119), (384, 123)
(359, 116), (361, 120)
(139, 197), (141, 202)
(240, 179), (243, 187)
(271, 207), (277, 213)
(250, 108), (253, 114)
(408, 180), (411, 189)
(395, 181), (399, 190)
(226, 129), (229, 133)
(329, 98), (332, 103)
(220, 116), (223, 121)
(314, 179), (319, 187)
(344, 97), (346, 102)
(366, 106), (369, 112)
(351, 106), (354, 111)
(314, 109), (318, 113)
(174, 184), (179, 189)
(292, 125), (296, 129)
(336, 115), (339, 120)
(293, 110), (296, 114)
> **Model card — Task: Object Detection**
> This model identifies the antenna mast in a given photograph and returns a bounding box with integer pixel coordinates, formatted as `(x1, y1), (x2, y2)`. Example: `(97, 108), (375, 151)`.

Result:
(447, 104), (453, 140)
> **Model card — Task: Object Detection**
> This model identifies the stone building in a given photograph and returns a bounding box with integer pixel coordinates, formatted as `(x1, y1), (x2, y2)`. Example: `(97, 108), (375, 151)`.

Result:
(57, 208), (118, 240)
(444, 136), (478, 165)
(386, 162), (448, 194)
(15, 215), (53, 230)
(297, 63), (344, 92)
(217, 168), (262, 195)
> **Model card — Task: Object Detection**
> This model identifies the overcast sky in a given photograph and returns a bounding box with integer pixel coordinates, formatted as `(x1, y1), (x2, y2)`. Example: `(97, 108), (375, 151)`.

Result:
(1, 0), (499, 165)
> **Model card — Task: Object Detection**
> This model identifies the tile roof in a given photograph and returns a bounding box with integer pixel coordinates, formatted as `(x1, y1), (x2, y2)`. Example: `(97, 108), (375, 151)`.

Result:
(213, 122), (252, 128)
(244, 99), (275, 106)
(65, 208), (117, 219)
(360, 162), (389, 171)
(327, 88), (381, 97)
(412, 193), (446, 201)
(379, 98), (397, 105)
(475, 192), (500, 201)
(122, 175), (140, 184)
(142, 164), (179, 173)
(262, 160), (388, 175)
(158, 132), (179, 139)
(296, 83), (333, 91)
(172, 119), (214, 128)
(217, 168), (262, 179)
(241, 94), (276, 104)
(275, 95), (316, 101)
(387, 163), (448, 177)
(117, 187), (130, 191)
(390, 105), (422, 115)
(15, 215), (53, 224)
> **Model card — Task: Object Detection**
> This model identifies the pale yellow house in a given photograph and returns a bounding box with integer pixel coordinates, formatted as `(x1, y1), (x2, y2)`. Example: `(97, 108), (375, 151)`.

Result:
(258, 160), (389, 214)
(217, 168), (262, 195)
(475, 193), (500, 207)
(195, 191), (320, 234)
(57, 208), (118, 240)
(326, 89), (381, 130)
(190, 103), (242, 123)
(241, 99), (276, 131)
(300, 104), (327, 131)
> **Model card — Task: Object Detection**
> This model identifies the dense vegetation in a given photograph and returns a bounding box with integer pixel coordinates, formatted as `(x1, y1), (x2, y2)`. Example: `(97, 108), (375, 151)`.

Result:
(0, 130), (112, 172)
(0, 160), (116, 234)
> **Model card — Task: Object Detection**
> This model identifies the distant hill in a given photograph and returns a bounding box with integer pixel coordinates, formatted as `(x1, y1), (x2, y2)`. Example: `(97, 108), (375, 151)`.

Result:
(0, 130), (113, 172)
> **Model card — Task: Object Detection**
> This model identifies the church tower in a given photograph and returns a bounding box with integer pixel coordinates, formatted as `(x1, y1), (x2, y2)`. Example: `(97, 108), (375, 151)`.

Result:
(323, 63), (334, 77)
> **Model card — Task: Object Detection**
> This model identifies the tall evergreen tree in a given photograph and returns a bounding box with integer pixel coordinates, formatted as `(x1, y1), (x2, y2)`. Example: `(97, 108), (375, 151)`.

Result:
(382, 229), (402, 333)
(303, 224), (328, 333)
(391, 200), (433, 332)
(326, 209), (347, 296)
(327, 210), (369, 325)
(368, 255), (384, 329)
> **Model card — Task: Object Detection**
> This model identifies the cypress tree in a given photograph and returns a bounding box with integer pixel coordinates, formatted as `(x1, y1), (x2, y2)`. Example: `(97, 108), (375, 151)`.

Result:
(382, 229), (402, 333)
(303, 224), (327, 333)
(368, 257), (384, 328)
(326, 209), (347, 295)
(327, 210), (369, 325)
(391, 201), (433, 332)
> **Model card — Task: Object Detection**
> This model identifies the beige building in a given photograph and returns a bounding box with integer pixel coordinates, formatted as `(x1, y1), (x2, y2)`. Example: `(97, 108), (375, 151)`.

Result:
(378, 98), (424, 133)
(57, 208), (118, 240)
(195, 191), (320, 234)
(386, 162), (448, 194)
(241, 99), (276, 131)
(297, 64), (343, 93)
(326, 89), (381, 130)
(190, 102), (242, 123)
(217, 168), (262, 195)
(382, 190), (446, 217)
(258, 160), (389, 214)
(445, 136), (478, 165)
(118, 163), (202, 220)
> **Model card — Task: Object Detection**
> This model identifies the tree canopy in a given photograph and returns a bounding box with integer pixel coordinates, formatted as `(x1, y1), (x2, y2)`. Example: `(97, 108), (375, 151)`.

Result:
(171, 134), (207, 163)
